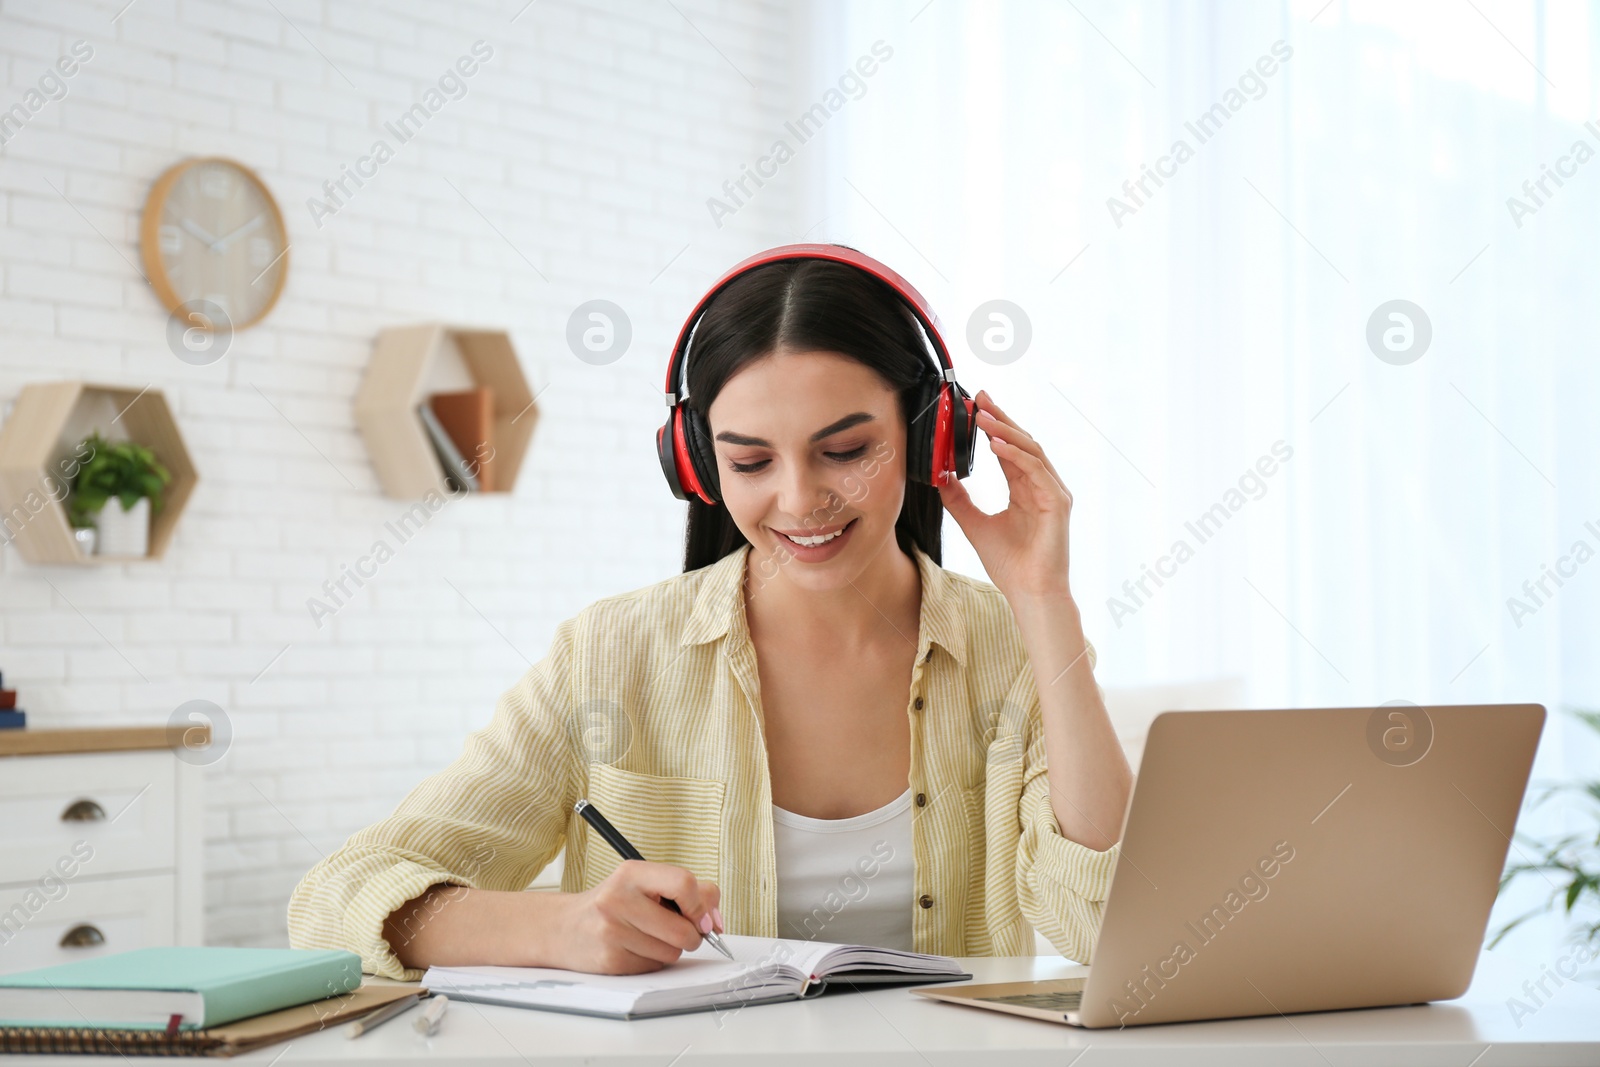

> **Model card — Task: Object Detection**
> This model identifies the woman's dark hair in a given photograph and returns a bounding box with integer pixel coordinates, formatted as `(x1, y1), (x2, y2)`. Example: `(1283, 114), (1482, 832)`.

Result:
(681, 254), (944, 573)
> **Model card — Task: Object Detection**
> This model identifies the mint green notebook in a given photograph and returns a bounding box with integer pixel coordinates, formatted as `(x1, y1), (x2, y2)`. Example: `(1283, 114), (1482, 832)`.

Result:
(0, 947), (362, 1031)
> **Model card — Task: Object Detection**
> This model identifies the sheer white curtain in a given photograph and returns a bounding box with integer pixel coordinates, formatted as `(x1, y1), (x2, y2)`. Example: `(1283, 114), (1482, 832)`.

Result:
(795, 0), (1599, 956)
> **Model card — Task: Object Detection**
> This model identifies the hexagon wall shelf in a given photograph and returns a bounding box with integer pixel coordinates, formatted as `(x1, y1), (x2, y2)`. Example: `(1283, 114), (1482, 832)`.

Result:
(0, 382), (199, 565)
(355, 324), (538, 499)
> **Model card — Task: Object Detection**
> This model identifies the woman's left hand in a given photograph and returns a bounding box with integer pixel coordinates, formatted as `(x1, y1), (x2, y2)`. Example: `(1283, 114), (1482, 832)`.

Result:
(937, 389), (1075, 606)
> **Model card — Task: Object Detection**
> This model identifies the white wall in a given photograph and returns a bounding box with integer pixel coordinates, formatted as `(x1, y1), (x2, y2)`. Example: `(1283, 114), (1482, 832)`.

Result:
(0, 0), (798, 947)
(801, 0), (1600, 975)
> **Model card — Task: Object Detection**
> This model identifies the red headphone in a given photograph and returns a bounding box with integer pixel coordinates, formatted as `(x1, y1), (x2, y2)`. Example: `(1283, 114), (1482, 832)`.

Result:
(656, 243), (978, 505)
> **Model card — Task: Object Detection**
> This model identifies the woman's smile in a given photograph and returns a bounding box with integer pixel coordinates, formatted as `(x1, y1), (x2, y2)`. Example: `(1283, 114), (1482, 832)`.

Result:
(770, 516), (859, 559)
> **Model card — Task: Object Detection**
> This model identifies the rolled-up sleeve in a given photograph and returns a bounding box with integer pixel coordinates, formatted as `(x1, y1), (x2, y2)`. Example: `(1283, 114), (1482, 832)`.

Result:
(287, 616), (579, 980)
(1007, 639), (1120, 965)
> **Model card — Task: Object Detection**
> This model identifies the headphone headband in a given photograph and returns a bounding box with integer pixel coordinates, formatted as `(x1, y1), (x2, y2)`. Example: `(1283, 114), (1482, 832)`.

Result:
(662, 243), (956, 405)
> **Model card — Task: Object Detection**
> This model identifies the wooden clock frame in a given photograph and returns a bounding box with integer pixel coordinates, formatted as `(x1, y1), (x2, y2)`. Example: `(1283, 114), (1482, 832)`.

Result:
(138, 156), (289, 331)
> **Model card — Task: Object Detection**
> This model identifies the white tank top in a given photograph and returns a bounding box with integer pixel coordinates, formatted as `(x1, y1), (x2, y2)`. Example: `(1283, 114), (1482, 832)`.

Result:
(771, 787), (915, 951)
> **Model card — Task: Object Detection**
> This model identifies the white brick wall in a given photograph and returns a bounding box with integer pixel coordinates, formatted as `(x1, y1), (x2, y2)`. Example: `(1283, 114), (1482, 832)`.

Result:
(0, 0), (798, 947)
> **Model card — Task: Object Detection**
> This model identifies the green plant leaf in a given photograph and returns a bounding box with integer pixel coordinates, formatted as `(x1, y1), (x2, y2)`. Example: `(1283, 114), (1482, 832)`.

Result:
(1494, 706), (1600, 960)
(67, 430), (170, 523)
(1487, 906), (1545, 949)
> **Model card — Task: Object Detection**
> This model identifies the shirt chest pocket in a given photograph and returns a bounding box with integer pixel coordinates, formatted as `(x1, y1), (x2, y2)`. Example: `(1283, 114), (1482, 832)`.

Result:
(579, 764), (725, 887)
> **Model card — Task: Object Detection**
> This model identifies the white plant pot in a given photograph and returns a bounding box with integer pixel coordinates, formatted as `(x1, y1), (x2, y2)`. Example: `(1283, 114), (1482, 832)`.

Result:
(72, 526), (97, 557)
(95, 497), (150, 557)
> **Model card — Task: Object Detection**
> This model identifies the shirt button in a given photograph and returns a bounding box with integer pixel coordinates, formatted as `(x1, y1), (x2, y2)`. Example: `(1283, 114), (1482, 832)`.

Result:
(913, 697), (925, 711)
(915, 792), (927, 807)
(918, 894), (934, 909)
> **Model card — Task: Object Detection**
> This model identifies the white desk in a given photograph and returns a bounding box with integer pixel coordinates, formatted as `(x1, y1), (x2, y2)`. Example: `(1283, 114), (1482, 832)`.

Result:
(13, 949), (1600, 1065)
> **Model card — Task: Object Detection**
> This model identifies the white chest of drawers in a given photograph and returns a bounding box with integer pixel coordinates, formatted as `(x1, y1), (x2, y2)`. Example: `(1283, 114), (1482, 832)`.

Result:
(0, 726), (204, 975)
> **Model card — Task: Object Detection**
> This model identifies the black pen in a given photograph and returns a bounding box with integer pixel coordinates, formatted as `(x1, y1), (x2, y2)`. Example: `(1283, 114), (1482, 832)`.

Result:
(573, 797), (735, 961)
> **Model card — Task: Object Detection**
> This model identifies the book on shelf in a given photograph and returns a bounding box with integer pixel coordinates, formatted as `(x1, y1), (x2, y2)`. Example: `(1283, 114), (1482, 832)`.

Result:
(427, 387), (496, 491)
(417, 401), (479, 492)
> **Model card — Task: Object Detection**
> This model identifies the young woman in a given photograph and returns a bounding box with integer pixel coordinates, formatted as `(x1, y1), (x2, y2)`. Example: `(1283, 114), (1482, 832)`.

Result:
(287, 245), (1133, 981)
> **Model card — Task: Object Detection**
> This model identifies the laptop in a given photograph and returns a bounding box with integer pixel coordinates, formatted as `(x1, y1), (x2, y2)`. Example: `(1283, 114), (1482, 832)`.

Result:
(911, 703), (1545, 1028)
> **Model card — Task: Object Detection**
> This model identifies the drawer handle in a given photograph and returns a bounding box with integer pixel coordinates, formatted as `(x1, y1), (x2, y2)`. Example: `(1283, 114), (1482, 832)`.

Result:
(59, 924), (105, 948)
(61, 799), (107, 822)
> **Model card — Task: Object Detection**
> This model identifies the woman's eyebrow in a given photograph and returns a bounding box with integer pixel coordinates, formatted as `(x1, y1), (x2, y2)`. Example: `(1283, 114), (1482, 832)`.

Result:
(714, 411), (876, 447)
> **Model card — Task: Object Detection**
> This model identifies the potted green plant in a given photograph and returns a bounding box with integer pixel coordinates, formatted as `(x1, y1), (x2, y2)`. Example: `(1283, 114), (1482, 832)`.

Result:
(67, 432), (172, 558)
(1490, 706), (1600, 984)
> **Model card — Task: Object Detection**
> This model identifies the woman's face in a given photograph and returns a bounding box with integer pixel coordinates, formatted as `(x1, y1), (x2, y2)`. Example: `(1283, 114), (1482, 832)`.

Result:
(706, 349), (907, 591)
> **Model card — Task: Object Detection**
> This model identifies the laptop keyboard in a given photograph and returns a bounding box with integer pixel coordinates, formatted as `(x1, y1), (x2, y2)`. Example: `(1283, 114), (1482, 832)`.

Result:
(978, 990), (1083, 1011)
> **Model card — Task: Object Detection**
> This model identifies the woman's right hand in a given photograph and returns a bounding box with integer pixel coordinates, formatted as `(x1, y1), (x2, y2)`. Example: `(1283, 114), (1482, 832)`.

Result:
(545, 860), (724, 974)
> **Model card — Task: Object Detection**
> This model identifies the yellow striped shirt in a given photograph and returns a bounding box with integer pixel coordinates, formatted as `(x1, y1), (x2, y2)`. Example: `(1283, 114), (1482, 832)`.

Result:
(287, 543), (1118, 980)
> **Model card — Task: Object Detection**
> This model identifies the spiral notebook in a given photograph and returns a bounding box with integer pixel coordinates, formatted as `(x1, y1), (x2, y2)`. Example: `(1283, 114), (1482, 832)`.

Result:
(0, 982), (422, 1057)
(421, 933), (973, 1020)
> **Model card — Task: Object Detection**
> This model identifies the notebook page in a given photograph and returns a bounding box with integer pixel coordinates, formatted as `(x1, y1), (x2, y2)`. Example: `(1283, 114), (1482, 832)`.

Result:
(692, 934), (839, 980)
(421, 939), (808, 1017)
(812, 943), (969, 976)
(696, 935), (964, 983)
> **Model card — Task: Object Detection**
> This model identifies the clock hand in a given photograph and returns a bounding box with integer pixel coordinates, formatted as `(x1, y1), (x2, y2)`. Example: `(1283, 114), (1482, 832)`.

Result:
(211, 214), (265, 253)
(179, 218), (220, 248)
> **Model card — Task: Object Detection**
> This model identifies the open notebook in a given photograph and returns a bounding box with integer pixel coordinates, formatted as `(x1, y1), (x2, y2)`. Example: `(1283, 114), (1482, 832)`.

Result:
(420, 934), (973, 1020)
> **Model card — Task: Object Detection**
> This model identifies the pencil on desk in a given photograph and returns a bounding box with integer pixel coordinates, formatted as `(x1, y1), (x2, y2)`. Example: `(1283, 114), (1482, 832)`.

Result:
(345, 992), (423, 1038)
(413, 994), (449, 1035)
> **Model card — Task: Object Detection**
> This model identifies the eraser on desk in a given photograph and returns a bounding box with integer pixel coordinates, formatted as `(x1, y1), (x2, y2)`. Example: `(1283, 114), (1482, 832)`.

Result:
(0, 710), (26, 729)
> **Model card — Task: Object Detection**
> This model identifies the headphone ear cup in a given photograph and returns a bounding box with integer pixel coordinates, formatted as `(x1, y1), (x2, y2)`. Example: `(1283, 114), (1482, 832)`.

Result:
(683, 407), (722, 504)
(657, 418), (687, 500)
(949, 385), (976, 479)
(906, 378), (941, 485)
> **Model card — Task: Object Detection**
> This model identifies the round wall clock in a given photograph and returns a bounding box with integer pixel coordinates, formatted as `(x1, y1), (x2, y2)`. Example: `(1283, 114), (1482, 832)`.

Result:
(139, 156), (288, 330)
